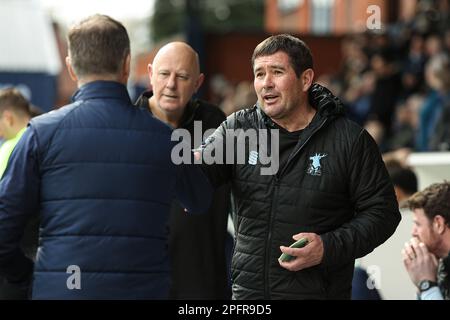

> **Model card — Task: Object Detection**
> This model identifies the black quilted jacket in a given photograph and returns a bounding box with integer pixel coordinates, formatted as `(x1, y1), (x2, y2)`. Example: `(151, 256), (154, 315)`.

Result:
(201, 84), (401, 299)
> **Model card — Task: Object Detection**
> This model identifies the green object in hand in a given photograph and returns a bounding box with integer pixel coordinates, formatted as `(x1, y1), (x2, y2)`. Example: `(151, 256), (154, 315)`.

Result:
(278, 238), (309, 262)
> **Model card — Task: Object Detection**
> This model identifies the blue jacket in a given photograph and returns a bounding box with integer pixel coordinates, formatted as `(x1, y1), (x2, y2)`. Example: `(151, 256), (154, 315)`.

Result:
(0, 81), (212, 299)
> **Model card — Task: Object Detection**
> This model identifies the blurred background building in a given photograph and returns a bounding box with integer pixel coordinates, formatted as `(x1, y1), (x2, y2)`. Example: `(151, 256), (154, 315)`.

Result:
(0, 0), (61, 111)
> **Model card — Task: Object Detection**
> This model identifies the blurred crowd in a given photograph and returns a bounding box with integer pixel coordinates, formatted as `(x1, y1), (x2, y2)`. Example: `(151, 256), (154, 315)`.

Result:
(317, 1), (450, 160)
(209, 74), (257, 117)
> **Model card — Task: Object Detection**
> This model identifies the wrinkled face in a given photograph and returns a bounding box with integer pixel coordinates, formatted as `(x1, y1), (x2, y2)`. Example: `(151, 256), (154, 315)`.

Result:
(412, 208), (440, 254)
(253, 51), (304, 121)
(150, 46), (202, 113)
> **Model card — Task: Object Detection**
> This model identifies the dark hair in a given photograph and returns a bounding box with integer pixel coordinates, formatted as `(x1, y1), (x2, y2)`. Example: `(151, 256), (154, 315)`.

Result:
(403, 181), (450, 226)
(67, 14), (130, 77)
(251, 34), (313, 78)
(390, 168), (418, 195)
(0, 87), (31, 117)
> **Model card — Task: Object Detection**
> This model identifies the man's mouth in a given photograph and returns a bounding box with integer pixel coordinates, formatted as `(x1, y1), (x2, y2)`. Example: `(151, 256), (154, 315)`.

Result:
(263, 94), (278, 103)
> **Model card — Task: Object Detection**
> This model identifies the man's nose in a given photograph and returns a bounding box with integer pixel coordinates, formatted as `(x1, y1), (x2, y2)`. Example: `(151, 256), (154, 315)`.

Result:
(262, 74), (274, 88)
(166, 73), (177, 89)
(411, 226), (418, 238)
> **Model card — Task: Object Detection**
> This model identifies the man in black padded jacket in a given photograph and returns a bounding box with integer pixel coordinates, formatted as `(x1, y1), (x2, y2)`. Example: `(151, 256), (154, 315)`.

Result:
(196, 34), (401, 299)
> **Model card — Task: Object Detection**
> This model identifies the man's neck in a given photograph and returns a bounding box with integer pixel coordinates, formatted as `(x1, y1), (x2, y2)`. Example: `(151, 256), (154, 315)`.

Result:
(148, 97), (183, 128)
(272, 104), (316, 132)
(77, 75), (125, 88)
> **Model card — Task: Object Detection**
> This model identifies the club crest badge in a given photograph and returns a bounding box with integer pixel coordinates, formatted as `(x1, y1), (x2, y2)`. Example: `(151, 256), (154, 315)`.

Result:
(307, 153), (327, 176)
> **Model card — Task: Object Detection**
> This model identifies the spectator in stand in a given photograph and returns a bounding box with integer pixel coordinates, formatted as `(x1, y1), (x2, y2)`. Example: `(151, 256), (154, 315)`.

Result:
(366, 48), (403, 148)
(402, 182), (450, 300)
(386, 94), (423, 151)
(401, 33), (426, 97)
(416, 53), (450, 151)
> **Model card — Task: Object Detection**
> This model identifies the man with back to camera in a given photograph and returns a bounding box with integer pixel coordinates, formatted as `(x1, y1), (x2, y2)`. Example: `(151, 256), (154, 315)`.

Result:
(196, 34), (401, 299)
(0, 14), (212, 299)
(402, 181), (450, 300)
(135, 42), (231, 299)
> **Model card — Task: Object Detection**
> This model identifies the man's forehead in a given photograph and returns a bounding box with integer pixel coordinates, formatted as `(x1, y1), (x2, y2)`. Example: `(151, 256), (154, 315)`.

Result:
(413, 208), (428, 221)
(254, 51), (289, 63)
(154, 63), (190, 72)
(153, 53), (198, 74)
(253, 54), (290, 71)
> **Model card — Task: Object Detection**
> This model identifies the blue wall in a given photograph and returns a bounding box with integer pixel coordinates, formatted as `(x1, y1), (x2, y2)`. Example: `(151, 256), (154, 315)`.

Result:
(0, 72), (57, 112)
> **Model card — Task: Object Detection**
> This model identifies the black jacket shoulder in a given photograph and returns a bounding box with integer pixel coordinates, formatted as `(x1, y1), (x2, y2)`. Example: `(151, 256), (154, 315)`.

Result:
(189, 99), (226, 129)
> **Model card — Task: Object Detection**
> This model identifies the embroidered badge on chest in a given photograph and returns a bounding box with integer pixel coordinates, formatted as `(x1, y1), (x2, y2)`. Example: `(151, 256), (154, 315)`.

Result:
(307, 153), (327, 176)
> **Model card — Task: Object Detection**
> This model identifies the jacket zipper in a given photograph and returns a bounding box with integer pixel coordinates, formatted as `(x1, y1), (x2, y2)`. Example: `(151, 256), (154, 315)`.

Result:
(264, 176), (280, 299)
(264, 118), (327, 298)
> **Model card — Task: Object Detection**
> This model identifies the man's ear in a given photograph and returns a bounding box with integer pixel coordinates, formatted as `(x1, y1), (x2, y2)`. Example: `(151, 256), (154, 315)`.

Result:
(301, 68), (314, 92)
(195, 73), (205, 92)
(148, 63), (154, 85)
(65, 56), (78, 82)
(434, 215), (446, 234)
(123, 53), (131, 80)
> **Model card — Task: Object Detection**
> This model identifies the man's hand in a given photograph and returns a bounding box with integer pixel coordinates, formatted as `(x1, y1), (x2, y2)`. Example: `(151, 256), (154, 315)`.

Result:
(402, 238), (438, 287)
(278, 232), (324, 271)
(193, 151), (202, 162)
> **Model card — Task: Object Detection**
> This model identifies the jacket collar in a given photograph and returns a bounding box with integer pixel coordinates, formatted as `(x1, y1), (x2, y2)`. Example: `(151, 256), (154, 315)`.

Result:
(71, 81), (131, 104)
(308, 83), (345, 118)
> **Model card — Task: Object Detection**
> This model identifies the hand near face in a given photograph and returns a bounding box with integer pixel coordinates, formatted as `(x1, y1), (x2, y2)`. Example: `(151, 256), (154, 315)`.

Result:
(402, 238), (438, 286)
